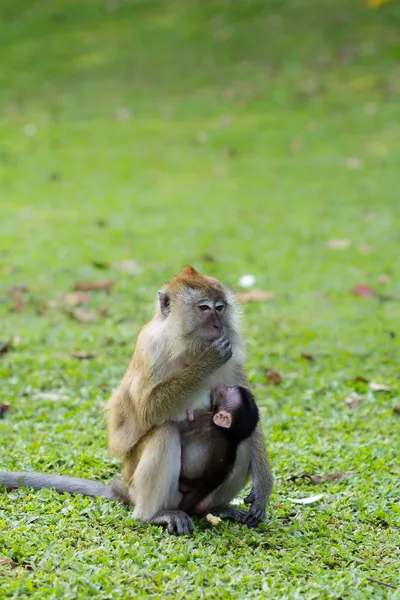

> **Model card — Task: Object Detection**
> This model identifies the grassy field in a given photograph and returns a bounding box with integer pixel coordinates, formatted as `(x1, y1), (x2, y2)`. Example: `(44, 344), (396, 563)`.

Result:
(1, 0), (400, 597)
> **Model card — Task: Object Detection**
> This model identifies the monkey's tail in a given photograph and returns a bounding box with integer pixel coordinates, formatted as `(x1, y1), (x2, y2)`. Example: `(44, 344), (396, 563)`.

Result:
(0, 471), (129, 503)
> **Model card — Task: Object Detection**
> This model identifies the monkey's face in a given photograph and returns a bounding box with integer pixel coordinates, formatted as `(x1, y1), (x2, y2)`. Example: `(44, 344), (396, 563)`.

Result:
(157, 267), (239, 350)
(182, 290), (229, 344)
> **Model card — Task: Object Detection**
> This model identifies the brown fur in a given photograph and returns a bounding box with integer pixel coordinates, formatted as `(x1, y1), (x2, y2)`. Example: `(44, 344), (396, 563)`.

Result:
(106, 267), (272, 533)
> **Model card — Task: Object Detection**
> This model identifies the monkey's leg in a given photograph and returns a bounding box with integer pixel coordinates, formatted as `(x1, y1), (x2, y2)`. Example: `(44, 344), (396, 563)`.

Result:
(130, 423), (194, 535)
(209, 437), (252, 510)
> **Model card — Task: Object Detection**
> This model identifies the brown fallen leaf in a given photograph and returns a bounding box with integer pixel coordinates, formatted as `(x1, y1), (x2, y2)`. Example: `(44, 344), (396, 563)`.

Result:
(377, 274), (390, 284)
(326, 239), (351, 250)
(290, 137), (304, 152)
(324, 472), (353, 482)
(266, 369), (282, 385)
(287, 472), (353, 485)
(351, 375), (369, 384)
(0, 557), (17, 568)
(64, 292), (91, 306)
(357, 244), (373, 255)
(236, 291), (274, 303)
(287, 473), (322, 485)
(352, 284), (376, 297)
(92, 260), (109, 270)
(369, 381), (392, 392)
(0, 341), (13, 355)
(70, 351), (96, 360)
(11, 287), (25, 312)
(0, 403), (11, 419)
(202, 253), (217, 263)
(345, 157), (363, 170)
(74, 280), (113, 292)
(69, 308), (98, 323)
(112, 260), (142, 274)
(393, 407), (400, 415)
(301, 352), (316, 362)
(345, 392), (362, 409)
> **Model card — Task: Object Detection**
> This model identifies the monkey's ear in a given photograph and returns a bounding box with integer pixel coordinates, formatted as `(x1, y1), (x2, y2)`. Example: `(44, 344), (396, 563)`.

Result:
(213, 410), (232, 429)
(158, 291), (171, 316)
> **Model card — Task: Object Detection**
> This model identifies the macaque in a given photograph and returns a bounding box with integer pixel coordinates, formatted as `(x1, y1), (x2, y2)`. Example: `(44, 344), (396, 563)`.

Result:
(0, 267), (273, 535)
(179, 385), (259, 515)
(107, 266), (273, 534)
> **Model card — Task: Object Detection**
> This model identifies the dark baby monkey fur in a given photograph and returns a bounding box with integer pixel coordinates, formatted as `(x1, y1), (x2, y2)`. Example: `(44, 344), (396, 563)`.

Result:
(179, 385), (260, 515)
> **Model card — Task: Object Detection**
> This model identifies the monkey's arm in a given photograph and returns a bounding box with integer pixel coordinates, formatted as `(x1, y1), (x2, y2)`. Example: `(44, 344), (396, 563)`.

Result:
(138, 338), (232, 429)
(0, 472), (127, 502)
(243, 425), (273, 527)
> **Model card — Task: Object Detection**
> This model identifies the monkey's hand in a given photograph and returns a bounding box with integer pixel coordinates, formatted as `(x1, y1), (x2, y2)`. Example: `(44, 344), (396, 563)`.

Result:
(201, 337), (232, 368)
(242, 495), (266, 528)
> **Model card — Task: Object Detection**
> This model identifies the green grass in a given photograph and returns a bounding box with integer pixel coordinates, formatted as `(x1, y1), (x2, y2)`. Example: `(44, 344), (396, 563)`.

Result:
(1, 0), (400, 597)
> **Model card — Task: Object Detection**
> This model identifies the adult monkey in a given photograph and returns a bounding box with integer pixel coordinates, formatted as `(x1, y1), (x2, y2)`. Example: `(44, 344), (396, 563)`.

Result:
(107, 266), (273, 535)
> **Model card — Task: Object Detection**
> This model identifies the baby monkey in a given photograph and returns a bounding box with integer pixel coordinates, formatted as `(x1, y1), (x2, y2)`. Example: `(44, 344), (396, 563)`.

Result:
(179, 386), (259, 515)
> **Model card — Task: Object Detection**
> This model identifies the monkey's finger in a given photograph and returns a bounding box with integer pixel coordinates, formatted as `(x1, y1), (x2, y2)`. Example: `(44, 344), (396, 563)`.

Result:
(244, 491), (255, 505)
(155, 511), (194, 536)
(175, 513), (195, 536)
(243, 504), (265, 528)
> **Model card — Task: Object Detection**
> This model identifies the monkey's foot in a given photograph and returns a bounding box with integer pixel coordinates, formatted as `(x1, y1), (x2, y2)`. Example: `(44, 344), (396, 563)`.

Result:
(242, 501), (266, 528)
(150, 510), (194, 536)
(216, 505), (264, 528)
(217, 507), (248, 523)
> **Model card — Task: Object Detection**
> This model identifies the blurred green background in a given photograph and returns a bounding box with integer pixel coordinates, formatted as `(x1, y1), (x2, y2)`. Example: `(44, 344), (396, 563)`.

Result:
(0, 1), (399, 598)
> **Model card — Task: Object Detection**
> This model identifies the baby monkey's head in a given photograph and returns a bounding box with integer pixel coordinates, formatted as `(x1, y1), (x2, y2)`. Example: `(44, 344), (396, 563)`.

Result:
(213, 386), (259, 443)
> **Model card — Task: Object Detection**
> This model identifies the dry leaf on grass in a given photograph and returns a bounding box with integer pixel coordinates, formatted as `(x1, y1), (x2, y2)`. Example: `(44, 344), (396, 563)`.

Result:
(92, 260), (109, 270)
(237, 291), (274, 303)
(74, 280), (113, 292)
(70, 351), (96, 360)
(287, 472), (353, 485)
(369, 381), (392, 392)
(351, 375), (369, 384)
(11, 287), (25, 312)
(0, 557), (17, 568)
(0, 403), (11, 419)
(377, 274), (390, 284)
(69, 308), (98, 323)
(266, 369), (282, 385)
(64, 292), (91, 306)
(287, 494), (324, 504)
(112, 260), (142, 274)
(301, 352), (316, 362)
(0, 341), (13, 355)
(345, 157), (363, 170)
(345, 392), (362, 409)
(352, 284), (376, 297)
(357, 244), (373, 255)
(326, 239), (351, 250)
(206, 514), (222, 526)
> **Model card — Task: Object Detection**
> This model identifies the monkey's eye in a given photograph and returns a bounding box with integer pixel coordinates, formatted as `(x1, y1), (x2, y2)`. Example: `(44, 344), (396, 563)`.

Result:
(215, 302), (226, 312)
(198, 304), (211, 312)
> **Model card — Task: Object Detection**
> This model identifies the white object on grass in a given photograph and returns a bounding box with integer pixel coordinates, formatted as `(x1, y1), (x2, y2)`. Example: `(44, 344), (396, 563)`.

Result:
(287, 494), (324, 504)
(239, 274), (256, 288)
